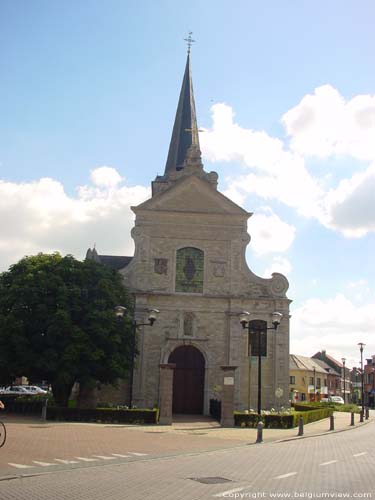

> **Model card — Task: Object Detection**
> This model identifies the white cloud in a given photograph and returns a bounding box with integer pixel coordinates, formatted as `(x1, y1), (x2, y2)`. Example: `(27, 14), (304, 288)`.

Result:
(323, 163), (375, 237)
(0, 168), (150, 272)
(291, 294), (375, 367)
(263, 256), (292, 278)
(201, 102), (324, 219)
(90, 166), (123, 188)
(283, 85), (375, 161)
(201, 87), (375, 238)
(247, 208), (296, 255)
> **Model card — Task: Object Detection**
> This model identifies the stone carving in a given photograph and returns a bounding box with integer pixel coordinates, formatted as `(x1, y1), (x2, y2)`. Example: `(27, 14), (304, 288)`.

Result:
(211, 261), (226, 278)
(154, 258), (168, 275)
(270, 273), (289, 297)
(183, 312), (194, 337)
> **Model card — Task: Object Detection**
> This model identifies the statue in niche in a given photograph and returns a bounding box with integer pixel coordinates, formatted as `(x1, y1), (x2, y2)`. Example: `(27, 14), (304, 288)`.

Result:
(154, 258), (168, 275)
(183, 312), (194, 337)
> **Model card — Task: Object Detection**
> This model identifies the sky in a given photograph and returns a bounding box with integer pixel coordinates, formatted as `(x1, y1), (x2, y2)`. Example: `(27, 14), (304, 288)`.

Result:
(1, 1), (374, 368)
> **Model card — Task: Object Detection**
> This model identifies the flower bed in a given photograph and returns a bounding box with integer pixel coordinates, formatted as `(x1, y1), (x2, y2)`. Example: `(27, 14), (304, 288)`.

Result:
(234, 407), (333, 428)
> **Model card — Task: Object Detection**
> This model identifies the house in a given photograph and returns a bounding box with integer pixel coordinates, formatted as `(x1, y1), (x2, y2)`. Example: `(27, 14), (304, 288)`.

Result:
(312, 350), (351, 402)
(289, 355), (329, 402)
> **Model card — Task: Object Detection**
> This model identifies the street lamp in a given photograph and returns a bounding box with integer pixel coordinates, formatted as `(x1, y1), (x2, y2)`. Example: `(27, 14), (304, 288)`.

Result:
(341, 357), (346, 404)
(240, 311), (283, 415)
(115, 306), (159, 407)
(358, 342), (365, 421)
(313, 367), (316, 402)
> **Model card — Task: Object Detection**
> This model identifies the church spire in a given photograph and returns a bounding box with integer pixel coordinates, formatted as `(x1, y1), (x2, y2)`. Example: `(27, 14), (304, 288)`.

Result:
(164, 43), (201, 175)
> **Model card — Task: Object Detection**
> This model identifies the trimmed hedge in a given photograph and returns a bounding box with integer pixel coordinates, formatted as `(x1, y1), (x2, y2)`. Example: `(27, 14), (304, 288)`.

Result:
(46, 407), (159, 424)
(234, 407), (333, 428)
(234, 412), (294, 428)
(2, 398), (45, 415)
(294, 403), (327, 411)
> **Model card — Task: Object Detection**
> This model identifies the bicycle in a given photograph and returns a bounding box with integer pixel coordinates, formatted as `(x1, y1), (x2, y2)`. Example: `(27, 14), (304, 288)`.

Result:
(0, 420), (5, 448)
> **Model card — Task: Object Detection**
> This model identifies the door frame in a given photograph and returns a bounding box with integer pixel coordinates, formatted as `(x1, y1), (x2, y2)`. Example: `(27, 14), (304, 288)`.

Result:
(161, 342), (209, 415)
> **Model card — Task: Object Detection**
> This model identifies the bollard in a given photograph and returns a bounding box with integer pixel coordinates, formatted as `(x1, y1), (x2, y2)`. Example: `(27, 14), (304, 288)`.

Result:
(365, 407), (369, 420)
(256, 421), (264, 443)
(297, 416), (304, 436)
(350, 412), (355, 426)
(329, 414), (334, 431)
(41, 398), (48, 421)
(360, 410), (364, 422)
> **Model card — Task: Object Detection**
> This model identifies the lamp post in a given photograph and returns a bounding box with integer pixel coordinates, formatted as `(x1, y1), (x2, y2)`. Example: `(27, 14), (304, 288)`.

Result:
(115, 306), (159, 408)
(358, 342), (365, 420)
(341, 357), (346, 404)
(313, 367), (316, 402)
(240, 311), (283, 415)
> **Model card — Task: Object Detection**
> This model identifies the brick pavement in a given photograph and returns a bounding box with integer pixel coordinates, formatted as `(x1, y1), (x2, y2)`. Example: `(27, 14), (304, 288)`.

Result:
(0, 410), (372, 479)
(0, 414), (374, 500)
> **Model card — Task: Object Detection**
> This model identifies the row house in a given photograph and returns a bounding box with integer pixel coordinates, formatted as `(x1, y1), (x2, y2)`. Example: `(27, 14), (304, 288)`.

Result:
(312, 350), (351, 402)
(289, 355), (332, 402)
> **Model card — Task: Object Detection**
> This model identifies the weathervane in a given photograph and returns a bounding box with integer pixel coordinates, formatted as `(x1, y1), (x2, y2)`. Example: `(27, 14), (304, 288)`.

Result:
(184, 31), (195, 54)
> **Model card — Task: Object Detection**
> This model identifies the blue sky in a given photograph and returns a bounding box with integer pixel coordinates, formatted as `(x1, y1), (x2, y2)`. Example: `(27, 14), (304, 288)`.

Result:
(1, 1), (374, 366)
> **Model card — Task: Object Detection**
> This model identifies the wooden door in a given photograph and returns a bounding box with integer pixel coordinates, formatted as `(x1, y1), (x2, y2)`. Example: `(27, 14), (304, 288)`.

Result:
(169, 345), (205, 414)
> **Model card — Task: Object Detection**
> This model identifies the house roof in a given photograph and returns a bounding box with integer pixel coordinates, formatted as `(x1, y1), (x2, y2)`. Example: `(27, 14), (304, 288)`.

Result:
(312, 351), (344, 369)
(290, 354), (328, 374)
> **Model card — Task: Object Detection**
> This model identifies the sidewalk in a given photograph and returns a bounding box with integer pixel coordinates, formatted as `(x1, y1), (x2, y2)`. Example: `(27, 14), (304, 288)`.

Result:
(142, 410), (374, 444)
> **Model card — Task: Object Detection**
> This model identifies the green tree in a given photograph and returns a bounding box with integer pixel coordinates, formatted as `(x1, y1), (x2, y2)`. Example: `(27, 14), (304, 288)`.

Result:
(0, 253), (133, 406)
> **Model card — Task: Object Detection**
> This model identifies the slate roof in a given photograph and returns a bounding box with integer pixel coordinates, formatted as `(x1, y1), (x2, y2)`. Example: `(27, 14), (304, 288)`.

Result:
(85, 248), (132, 271)
(97, 255), (132, 271)
(164, 53), (200, 176)
(312, 351), (344, 369)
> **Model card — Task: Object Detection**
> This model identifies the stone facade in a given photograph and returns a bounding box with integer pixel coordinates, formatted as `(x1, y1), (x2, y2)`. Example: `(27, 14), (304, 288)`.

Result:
(121, 172), (290, 414)
(88, 53), (291, 415)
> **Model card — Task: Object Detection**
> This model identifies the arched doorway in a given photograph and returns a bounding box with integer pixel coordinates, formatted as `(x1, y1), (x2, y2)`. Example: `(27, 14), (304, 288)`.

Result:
(168, 345), (205, 414)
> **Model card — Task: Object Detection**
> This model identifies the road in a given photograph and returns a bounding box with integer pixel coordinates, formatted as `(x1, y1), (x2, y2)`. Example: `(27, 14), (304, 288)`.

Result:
(0, 417), (374, 499)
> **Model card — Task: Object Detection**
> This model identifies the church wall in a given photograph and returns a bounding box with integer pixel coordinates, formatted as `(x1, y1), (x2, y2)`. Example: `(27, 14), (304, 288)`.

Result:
(129, 292), (290, 414)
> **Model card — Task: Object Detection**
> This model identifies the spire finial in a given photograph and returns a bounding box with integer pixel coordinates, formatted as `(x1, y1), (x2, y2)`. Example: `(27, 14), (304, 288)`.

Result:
(184, 31), (195, 54)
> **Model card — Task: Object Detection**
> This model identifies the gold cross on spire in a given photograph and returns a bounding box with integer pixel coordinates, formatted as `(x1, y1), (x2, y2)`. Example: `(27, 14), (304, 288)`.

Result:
(184, 31), (195, 54)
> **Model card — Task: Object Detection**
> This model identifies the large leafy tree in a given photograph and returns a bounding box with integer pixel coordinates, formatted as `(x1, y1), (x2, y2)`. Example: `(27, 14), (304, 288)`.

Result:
(0, 253), (133, 406)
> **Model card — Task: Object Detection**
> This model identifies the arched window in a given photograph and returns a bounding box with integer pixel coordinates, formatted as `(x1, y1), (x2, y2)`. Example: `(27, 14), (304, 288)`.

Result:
(248, 320), (267, 357)
(175, 247), (204, 293)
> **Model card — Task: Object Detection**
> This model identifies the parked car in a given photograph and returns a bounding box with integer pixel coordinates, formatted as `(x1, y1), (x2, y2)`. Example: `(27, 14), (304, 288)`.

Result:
(329, 396), (345, 404)
(22, 385), (48, 395)
(3, 386), (35, 396)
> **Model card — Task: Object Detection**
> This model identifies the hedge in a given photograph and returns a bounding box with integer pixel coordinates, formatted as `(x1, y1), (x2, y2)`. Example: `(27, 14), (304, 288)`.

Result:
(46, 407), (159, 424)
(294, 407), (333, 425)
(1, 398), (45, 415)
(234, 408), (333, 428)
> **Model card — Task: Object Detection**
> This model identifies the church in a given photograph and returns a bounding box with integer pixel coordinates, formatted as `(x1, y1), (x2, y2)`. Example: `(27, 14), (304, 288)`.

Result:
(86, 50), (291, 416)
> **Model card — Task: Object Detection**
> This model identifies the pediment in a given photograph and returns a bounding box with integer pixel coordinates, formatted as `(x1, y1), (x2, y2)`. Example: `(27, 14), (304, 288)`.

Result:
(133, 175), (249, 216)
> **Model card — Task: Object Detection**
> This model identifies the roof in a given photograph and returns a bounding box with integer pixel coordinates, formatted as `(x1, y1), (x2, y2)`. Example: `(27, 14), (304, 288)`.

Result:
(85, 248), (132, 271)
(97, 255), (132, 271)
(312, 358), (341, 377)
(312, 351), (344, 369)
(289, 354), (328, 374)
(164, 53), (201, 176)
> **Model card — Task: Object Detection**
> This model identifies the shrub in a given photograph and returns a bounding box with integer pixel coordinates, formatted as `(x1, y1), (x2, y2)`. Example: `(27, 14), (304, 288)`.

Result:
(235, 407), (333, 428)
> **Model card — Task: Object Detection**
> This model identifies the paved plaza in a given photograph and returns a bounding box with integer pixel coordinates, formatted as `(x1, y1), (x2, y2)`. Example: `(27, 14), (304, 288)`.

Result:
(0, 412), (374, 500)
(0, 411), (372, 480)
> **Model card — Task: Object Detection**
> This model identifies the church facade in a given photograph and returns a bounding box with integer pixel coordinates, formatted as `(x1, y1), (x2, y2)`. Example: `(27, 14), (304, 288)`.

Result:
(88, 53), (291, 415)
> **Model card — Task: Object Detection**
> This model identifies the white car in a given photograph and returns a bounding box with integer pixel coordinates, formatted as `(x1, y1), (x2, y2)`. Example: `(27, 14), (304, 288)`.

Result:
(22, 385), (48, 395)
(329, 396), (345, 404)
(4, 386), (34, 395)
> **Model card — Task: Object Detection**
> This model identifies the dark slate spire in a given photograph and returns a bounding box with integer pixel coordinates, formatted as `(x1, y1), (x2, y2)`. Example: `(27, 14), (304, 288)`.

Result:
(164, 53), (201, 175)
